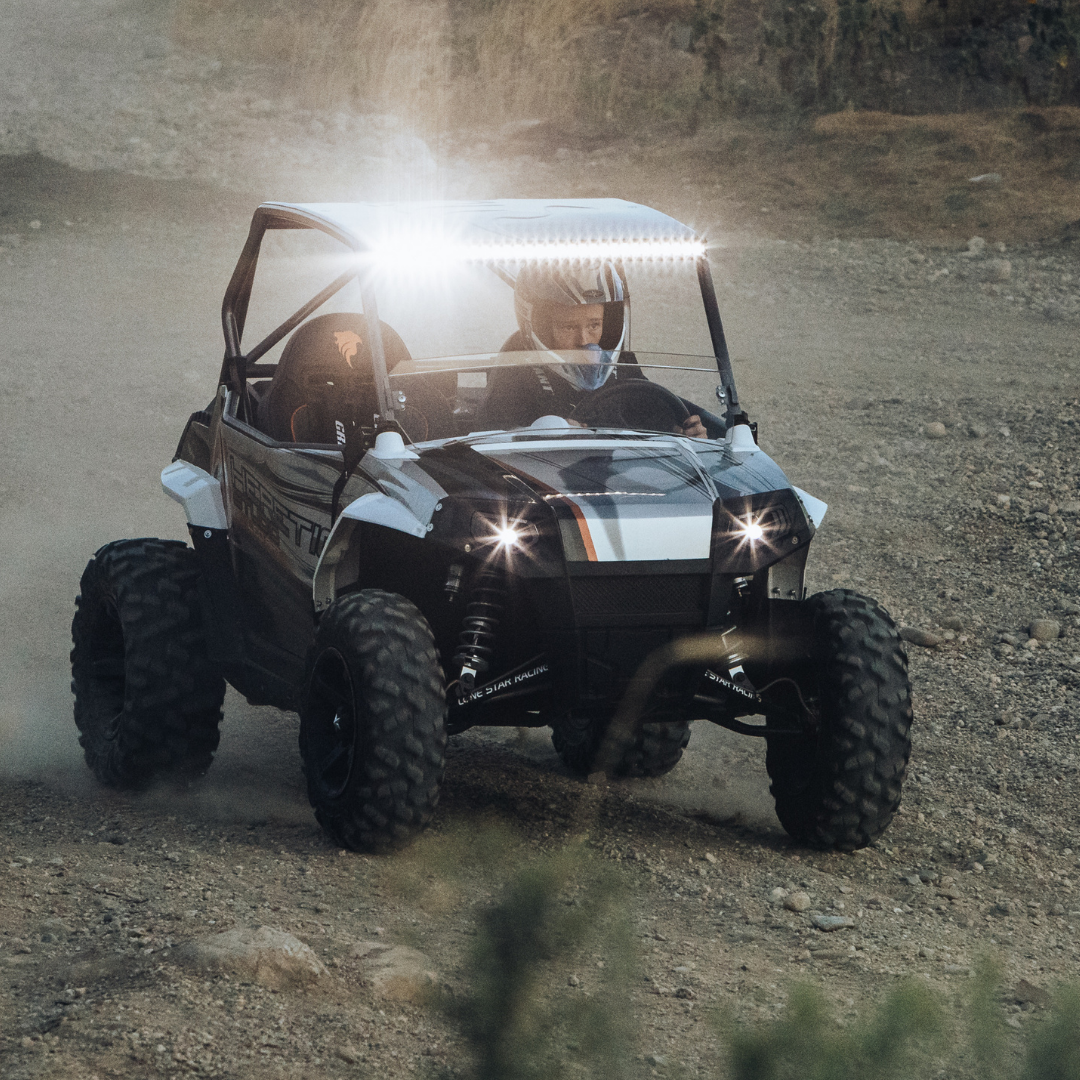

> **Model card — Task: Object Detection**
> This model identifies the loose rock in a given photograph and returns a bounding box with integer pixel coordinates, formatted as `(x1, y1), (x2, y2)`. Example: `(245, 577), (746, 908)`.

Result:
(811, 915), (856, 932)
(350, 942), (437, 1003)
(925, 422), (948, 439)
(175, 926), (328, 989)
(900, 626), (941, 648)
(1013, 979), (1052, 1008)
(784, 891), (812, 912)
(1029, 619), (1061, 642)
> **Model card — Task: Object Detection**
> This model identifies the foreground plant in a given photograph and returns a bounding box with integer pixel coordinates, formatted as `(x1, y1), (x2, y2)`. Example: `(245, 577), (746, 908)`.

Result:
(723, 981), (944, 1080)
(440, 844), (634, 1080)
(722, 959), (1080, 1080)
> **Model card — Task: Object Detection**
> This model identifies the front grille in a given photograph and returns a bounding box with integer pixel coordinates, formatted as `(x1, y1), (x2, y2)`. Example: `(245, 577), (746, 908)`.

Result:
(569, 574), (707, 626)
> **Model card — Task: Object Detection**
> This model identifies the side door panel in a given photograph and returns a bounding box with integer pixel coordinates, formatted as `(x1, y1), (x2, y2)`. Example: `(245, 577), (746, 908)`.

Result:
(215, 408), (344, 668)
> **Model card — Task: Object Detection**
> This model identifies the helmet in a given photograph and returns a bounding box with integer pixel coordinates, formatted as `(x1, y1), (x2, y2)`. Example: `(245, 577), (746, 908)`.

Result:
(513, 261), (629, 391)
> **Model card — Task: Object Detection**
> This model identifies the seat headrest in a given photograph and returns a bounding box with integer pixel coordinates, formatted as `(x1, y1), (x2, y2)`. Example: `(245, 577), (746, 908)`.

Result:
(256, 313), (414, 444)
(276, 313), (411, 383)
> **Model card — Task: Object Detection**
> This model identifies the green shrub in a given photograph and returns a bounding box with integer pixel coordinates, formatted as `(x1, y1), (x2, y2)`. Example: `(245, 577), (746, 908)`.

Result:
(1021, 985), (1080, 1080)
(437, 843), (635, 1080)
(723, 981), (944, 1080)
(405, 831), (1080, 1080)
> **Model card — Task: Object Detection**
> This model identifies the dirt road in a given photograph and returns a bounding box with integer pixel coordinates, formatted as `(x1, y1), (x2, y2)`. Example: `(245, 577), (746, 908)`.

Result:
(2, 148), (1079, 1078)
(3, 2), (1080, 1076)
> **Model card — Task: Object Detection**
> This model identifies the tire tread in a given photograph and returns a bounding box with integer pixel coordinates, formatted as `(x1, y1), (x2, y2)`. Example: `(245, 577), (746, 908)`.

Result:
(766, 588), (913, 852)
(70, 538), (225, 787)
(300, 590), (446, 852)
(552, 712), (691, 779)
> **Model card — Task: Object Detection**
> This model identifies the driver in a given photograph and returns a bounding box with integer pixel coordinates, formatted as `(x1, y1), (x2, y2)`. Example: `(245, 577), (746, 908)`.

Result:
(480, 261), (707, 438)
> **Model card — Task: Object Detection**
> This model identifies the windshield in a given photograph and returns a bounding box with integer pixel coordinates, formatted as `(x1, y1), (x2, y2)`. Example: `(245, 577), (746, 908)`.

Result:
(388, 352), (725, 439)
(372, 257), (715, 359)
(374, 257), (725, 438)
(239, 232), (732, 442)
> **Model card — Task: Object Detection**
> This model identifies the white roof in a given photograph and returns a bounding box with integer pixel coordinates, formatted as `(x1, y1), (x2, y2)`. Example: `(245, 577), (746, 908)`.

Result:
(257, 199), (702, 258)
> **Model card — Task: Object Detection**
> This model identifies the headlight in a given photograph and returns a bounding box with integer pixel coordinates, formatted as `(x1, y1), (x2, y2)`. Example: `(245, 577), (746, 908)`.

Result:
(737, 519), (765, 545)
(471, 512), (538, 553)
(712, 491), (814, 574)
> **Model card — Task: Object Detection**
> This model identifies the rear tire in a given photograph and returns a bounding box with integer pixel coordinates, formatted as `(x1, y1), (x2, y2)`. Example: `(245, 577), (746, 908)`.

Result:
(300, 590), (447, 851)
(552, 712), (691, 778)
(765, 589), (912, 852)
(70, 538), (226, 787)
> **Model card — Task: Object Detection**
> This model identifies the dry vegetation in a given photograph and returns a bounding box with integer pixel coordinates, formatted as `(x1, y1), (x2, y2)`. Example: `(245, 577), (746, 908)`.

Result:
(168, 0), (1080, 243)
(171, 0), (704, 133)
(668, 105), (1080, 243)
(172, 0), (1080, 131)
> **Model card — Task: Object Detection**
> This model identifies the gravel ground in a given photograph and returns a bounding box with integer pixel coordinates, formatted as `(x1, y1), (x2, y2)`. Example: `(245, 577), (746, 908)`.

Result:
(2, 2), (1080, 1078)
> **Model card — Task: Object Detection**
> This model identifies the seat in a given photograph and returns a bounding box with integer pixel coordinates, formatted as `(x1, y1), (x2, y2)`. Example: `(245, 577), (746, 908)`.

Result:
(256, 313), (411, 444)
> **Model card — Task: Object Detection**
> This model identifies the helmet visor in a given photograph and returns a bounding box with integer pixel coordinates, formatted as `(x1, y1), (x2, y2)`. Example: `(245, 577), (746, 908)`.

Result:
(532, 299), (626, 352)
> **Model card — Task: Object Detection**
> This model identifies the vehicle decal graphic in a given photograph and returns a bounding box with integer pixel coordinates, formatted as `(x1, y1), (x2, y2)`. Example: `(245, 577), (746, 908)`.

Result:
(229, 457), (328, 557)
(564, 500), (598, 561)
(333, 330), (363, 366)
(568, 498), (712, 561)
(481, 447), (714, 562)
(459, 661), (550, 705)
(465, 453), (600, 562)
(704, 666), (759, 702)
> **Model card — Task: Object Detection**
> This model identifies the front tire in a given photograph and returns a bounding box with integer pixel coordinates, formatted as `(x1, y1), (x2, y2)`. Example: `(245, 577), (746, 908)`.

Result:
(300, 590), (447, 851)
(765, 589), (913, 852)
(552, 711), (691, 778)
(70, 538), (226, 787)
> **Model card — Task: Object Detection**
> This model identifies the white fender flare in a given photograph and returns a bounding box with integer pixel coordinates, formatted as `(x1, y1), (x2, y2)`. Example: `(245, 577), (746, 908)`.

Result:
(312, 492), (428, 613)
(161, 460), (228, 531)
(792, 486), (828, 529)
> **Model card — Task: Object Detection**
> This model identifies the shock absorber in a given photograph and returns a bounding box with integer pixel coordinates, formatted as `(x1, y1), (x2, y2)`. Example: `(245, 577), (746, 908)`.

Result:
(453, 565), (506, 692)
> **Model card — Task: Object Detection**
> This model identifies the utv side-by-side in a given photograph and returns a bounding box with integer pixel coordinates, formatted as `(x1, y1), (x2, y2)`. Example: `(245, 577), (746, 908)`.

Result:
(71, 199), (912, 853)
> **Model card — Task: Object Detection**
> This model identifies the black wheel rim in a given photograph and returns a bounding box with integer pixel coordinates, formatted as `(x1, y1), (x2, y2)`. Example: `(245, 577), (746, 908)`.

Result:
(306, 648), (359, 800)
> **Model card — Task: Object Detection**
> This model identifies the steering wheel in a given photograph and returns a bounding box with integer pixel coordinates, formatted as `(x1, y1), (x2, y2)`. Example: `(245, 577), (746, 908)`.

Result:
(574, 379), (692, 433)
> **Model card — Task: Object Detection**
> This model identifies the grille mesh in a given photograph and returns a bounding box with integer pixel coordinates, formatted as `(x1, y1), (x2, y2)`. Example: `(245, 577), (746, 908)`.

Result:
(570, 575), (705, 618)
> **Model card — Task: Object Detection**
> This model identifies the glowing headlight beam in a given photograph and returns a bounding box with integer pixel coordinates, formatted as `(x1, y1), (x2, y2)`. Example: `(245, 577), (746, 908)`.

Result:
(471, 513), (539, 555)
(738, 520), (765, 544)
(491, 523), (525, 551)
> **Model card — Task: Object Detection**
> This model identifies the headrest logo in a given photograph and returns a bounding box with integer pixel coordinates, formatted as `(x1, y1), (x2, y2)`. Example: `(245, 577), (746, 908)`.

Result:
(333, 330), (364, 367)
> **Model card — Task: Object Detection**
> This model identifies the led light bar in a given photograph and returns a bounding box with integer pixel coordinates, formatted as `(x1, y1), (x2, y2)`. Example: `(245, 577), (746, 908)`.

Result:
(366, 235), (706, 268)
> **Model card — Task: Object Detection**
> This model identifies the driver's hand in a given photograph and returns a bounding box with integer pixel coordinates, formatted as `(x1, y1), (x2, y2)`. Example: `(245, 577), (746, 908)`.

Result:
(678, 414), (707, 439)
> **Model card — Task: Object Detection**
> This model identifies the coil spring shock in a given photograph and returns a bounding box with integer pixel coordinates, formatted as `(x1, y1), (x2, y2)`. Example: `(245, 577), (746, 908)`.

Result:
(453, 566), (506, 691)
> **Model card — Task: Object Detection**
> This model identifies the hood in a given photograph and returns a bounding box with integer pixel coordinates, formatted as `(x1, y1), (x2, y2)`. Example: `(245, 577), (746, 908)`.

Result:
(426, 433), (797, 563)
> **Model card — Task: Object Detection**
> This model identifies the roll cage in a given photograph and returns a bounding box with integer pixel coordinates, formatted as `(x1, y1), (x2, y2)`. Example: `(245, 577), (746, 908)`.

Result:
(217, 200), (744, 434)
